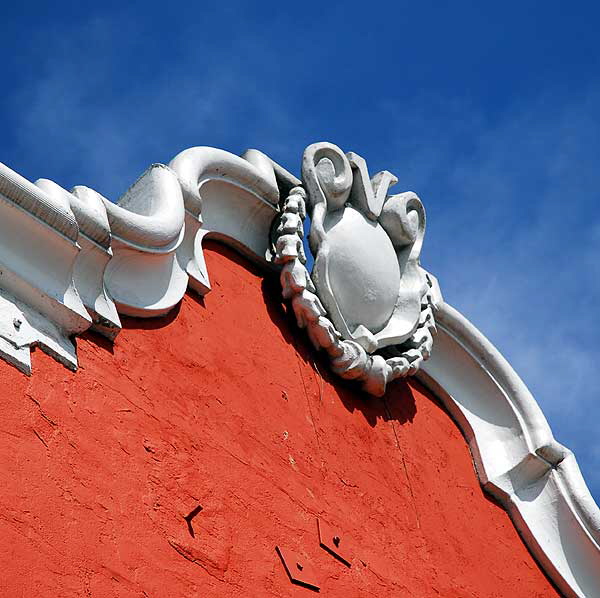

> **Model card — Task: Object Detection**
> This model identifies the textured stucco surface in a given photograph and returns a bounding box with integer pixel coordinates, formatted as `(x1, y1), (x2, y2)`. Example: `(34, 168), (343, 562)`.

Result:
(0, 242), (558, 596)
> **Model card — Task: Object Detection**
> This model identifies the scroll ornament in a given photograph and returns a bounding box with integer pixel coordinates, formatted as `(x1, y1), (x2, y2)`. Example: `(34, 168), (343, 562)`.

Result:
(273, 143), (438, 397)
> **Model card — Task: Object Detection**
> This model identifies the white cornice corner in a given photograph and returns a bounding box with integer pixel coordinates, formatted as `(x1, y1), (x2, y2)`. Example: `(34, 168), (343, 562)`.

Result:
(0, 147), (285, 373)
(419, 301), (600, 598)
(0, 162), (92, 373)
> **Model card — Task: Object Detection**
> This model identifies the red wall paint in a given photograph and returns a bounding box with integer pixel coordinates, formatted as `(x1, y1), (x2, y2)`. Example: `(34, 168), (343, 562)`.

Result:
(0, 242), (558, 597)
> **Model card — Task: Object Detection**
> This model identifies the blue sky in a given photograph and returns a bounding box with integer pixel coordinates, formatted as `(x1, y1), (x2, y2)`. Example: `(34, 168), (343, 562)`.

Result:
(2, 2), (600, 501)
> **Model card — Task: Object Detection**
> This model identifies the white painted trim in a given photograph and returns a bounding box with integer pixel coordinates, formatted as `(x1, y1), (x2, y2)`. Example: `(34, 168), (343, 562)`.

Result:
(168, 146), (280, 293)
(0, 145), (597, 595)
(0, 147), (282, 365)
(419, 302), (600, 597)
(36, 179), (120, 337)
(0, 162), (91, 373)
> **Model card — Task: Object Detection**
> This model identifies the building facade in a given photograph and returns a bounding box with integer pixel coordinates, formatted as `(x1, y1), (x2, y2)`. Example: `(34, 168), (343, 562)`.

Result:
(0, 144), (597, 596)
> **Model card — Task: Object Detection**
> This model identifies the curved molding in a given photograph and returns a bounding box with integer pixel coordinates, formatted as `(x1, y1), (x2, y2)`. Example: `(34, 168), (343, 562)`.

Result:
(0, 144), (597, 596)
(170, 146), (279, 216)
(0, 162), (78, 241)
(169, 146), (281, 294)
(102, 164), (188, 317)
(36, 179), (120, 338)
(0, 147), (282, 368)
(419, 302), (600, 597)
(103, 164), (185, 251)
(0, 163), (91, 372)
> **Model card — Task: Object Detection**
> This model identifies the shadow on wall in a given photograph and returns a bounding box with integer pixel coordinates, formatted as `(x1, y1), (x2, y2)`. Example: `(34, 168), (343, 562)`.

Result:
(80, 238), (419, 432)
(260, 268), (418, 430)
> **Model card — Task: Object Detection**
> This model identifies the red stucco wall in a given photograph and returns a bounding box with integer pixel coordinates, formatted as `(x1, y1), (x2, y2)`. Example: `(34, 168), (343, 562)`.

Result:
(0, 243), (558, 597)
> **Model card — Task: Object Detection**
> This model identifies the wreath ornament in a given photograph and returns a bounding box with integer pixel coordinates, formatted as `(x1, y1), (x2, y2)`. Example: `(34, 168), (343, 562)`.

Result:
(273, 142), (439, 397)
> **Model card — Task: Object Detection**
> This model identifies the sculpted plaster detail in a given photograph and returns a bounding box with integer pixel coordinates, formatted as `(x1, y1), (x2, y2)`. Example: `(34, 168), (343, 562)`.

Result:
(0, 163), (91, 373)
(36, 178), (121, 338)
(419, 305), (600, 598)
(0, 143), (598, 596)
(102, 164), (188, 317)
(273, 143), (438, 396)
(0, 147), (284, 371)
(168, 146), (282, 295)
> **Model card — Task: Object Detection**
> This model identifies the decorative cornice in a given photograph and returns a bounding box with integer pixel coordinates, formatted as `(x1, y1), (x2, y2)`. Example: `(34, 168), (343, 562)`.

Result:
(0, 144), (597, 596)
(0, 163), (91, 373)
(273, 182), (438, 396)
(419, 304), (600, 598)
(0, 162), (79, 240)
(101, 163), (187, 317)
(168, 146), (282, 295)
(36, 178), (120, 338)
(0, 147), (284, 370)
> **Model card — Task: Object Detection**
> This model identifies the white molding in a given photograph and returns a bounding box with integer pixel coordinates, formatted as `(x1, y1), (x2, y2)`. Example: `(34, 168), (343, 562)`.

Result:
(168, 146), (280, 294)
(102, 164), (188, 317)
(0, 147), (282, 365)
(0, 162), (91, 373)
(0, 145), (597, 596)
(419, 302), (600, 598)
(37, 179), (121, 338)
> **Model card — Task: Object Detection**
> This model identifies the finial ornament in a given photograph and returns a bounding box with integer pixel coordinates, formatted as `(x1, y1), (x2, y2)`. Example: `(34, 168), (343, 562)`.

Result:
(273, 142), (438, 396)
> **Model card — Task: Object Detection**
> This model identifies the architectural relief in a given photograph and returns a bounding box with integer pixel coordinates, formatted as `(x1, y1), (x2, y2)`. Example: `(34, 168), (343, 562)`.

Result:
(0, 147), (285, 373)
(0, 142), (598, 596)
(273, 143), (439, 396)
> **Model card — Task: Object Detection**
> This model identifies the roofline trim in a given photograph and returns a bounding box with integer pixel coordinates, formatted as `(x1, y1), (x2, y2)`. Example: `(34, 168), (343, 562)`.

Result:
(419, 302), (600, 597)
(0, 145), (597, 596)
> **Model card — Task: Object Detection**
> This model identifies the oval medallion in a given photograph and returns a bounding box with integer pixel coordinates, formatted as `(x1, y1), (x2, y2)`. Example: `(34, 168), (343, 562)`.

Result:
(322, 207), (400, 335)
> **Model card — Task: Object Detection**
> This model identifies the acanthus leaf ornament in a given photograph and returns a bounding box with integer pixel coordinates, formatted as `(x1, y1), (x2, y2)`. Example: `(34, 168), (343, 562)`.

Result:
(273, 142), (438, 397)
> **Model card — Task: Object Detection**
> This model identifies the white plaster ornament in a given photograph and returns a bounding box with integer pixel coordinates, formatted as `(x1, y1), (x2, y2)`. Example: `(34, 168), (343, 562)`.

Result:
(273, 142), (438, 397)
(0, 143), (598, 596)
